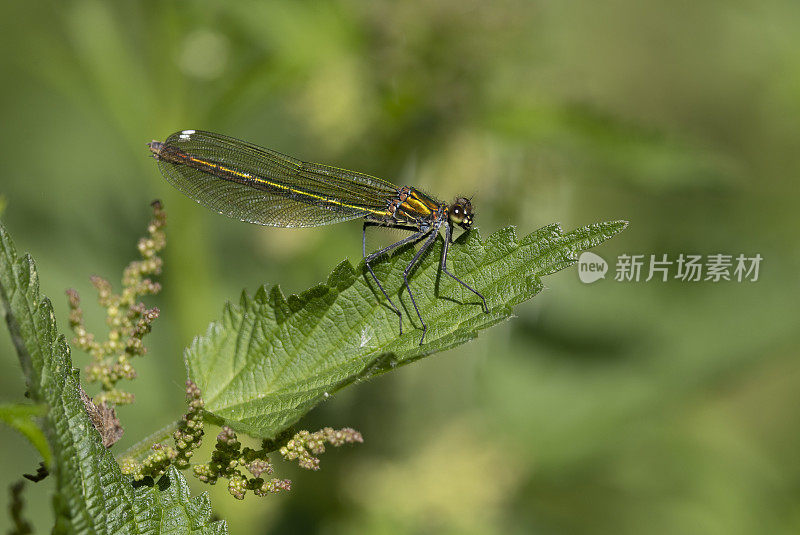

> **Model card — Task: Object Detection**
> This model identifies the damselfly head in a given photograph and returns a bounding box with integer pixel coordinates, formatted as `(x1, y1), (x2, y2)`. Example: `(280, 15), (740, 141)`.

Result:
(449, 197), (474, 229)
(147, 140), (164, 159)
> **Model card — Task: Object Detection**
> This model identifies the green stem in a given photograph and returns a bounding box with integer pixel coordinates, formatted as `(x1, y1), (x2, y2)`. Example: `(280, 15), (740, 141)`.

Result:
(117, 420), (181, 462)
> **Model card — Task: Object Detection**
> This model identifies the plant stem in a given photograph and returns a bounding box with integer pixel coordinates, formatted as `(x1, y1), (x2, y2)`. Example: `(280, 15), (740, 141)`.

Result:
(117, 420), (181, 462)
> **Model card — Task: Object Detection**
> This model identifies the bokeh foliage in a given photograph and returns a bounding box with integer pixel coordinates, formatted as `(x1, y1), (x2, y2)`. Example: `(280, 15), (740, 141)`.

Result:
(0, 0), (798, 533)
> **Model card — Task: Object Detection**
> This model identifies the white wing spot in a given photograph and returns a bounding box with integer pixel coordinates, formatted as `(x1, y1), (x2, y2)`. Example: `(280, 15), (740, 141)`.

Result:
(179, 129), (195, 139)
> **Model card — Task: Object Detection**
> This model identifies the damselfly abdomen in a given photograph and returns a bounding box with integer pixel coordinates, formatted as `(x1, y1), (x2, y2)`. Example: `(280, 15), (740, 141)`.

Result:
(148, 130), (488, 344)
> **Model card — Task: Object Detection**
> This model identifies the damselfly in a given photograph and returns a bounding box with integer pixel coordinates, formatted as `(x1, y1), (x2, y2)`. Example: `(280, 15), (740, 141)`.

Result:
(148, 130), (488, 344)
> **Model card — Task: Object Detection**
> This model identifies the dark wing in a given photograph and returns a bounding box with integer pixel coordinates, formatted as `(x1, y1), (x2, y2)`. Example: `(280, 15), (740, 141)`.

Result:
(152, 130), (399, 228)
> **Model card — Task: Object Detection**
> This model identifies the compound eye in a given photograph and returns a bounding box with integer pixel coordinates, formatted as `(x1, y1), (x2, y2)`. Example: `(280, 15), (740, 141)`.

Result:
(450, 204), (465, 223)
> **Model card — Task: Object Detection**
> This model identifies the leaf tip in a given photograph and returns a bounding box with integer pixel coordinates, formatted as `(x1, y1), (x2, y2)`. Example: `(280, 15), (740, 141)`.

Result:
(254, 285), (270, 303)
(598, 219), (630, 239)
(238, 290), (252, 308)
(327, 259), (356, 290)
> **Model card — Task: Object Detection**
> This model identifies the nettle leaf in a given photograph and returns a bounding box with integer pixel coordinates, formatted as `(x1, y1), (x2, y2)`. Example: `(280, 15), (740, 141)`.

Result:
(0, 403), (50, 466)
(0, 223), (227, 534)
(187, 222), (627, 438)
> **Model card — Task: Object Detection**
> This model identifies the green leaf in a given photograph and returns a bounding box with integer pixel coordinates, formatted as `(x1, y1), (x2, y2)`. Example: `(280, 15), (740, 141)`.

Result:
(0, 222), (227, 534)
(0, 403), (50, 466)
(132, 466), (227, 535)
(187, 221), (627, 438)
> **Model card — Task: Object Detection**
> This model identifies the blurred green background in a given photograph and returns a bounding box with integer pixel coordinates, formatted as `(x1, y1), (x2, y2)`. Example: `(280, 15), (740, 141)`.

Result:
(1, 1), (798, 533)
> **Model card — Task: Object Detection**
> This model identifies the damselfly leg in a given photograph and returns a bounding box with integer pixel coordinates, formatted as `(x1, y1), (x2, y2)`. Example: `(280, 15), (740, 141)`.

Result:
(363, 221), (488, 344)
(402, 226), (440, 345)
(363, 223), (428, 336)
(441, 222), (489, 313)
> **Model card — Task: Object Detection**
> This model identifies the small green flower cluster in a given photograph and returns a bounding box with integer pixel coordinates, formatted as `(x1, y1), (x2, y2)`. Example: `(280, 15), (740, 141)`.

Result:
(120, 380), (205, 481)
(173, 380), (205, 469)
(192, 426), (291, 499)
(120, 443), (177, 481)
(67, 201), (166, 405)
(280, 427), (363, 470)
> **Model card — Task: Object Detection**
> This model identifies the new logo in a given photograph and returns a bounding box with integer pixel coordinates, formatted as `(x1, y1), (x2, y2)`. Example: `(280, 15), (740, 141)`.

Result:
(578, 252), (608, 284)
